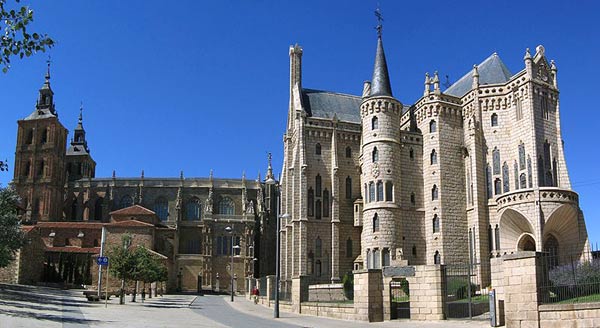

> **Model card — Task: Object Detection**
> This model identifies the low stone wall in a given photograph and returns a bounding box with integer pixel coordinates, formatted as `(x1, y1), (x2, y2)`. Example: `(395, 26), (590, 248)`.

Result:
(301, 302), (355, 320)
(308, 283), (347, 302)
(539, 303), (600, 328)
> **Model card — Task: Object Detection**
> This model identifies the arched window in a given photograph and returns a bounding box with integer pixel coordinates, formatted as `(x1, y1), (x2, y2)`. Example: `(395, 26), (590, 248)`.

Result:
(488, 225), (493, 252)
(94, 198), (103, 220)
(315, 199), (322, 220)
(494, 178), (502, 195)
(519, 143), (526, 170)
(316, 237), (322, 257)
(541, 94), (549, 120)
(71, 200), (78, 220)
(26, 129), (34, 145)
(430, 149), (437, 165)
(412, 245), (417, 256)
(376, 181), (383, 201)
(434, 251), (441, 264)
(366, 249), (371, 269)
(346, 238), (353, 258)
(373, 248), (381, 268)
(514, 161), (519, 190)
(154, 197), (169, 221)
(494, 225), (501, 250)
(410, 192), (415, 205)
(433, 214), (440, 233)
(186, 197), (202, 221)
(515, 97), (523, 121)
(429, 120), (437, 133)
(316, 260), (322, 277)
(119, 195), (133, 209)
(382, 248), (390, 267)
(373, 213), (379, 232)
(23, 161), (31, 178)
(345, 147), (352, 158)
(315, 143), (321, 155)
(218, 197), (234, 215)
(315, 174), (322, 196)
(322, 189), (329, 217)
(308, 187), (314, 216)
(40, 128), (48, 144)
(518, 174), (526, 189)
(544, 234), (559, 268)
(409, 147), (414, 159)
(345, 176), (352, 199)
(372, 147), (379, 163)
(363, 184), (368, 203)
(368, 182), (375, 203)
(502, 162), (510, 193)
(33, 198), (40, 215)
(491, 113), (498, 127)
(527, 156), (533, 188)
(372, 116), (378, 130)
(431, 185), (438, 201)
(486, 165), (492, 199)
(492, 147), (500, 174)
(37, 159), (45, 178)
(385, 181), (393, 202)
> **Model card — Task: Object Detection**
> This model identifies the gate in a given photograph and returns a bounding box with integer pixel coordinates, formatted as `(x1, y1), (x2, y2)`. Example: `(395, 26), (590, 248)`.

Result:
(444, 264), (489, 320)
(390, 279), (410, 319)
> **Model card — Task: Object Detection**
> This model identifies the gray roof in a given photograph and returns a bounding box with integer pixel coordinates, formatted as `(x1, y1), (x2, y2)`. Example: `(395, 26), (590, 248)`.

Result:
(24, 108), (57, 120)
(370, 36), (393, 97)
(302, 89), (363, 123)
(301, 88), (411, 124)
(66, 144), (90, 156)
(444, 53), (513, 97)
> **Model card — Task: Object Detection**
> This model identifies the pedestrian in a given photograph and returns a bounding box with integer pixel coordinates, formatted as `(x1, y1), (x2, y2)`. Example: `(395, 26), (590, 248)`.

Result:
(252, 286), (259, 304)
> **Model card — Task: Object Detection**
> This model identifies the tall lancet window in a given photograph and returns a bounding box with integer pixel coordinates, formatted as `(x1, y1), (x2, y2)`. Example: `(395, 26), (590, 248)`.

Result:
(322, 189), (329, 217)
(492, 147), (501, 175)
(372, 116), (378, 130)
(345, 176), (352, 199)
(372, 147), (379, 163)
(502, 162), (510, 193)
(315, 174), (322, 196)
(308, 187), (314, 217)
(429, 120), (437, 133)
(519, 143), (526, 170)
(430, 149), (437, 165)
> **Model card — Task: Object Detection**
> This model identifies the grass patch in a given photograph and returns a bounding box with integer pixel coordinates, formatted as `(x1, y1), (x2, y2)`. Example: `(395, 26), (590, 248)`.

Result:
(555, 293), (600, 304)
(391, 296), (409, 303)
(451, 295), (489, 304)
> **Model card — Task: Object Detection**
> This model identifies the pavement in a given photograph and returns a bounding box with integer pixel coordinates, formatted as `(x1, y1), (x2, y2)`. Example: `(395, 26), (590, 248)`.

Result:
(0, 283), (490, 327)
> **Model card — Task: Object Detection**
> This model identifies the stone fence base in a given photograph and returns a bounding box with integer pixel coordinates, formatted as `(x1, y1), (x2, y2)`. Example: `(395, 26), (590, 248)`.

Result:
(308, 283), (347, 302)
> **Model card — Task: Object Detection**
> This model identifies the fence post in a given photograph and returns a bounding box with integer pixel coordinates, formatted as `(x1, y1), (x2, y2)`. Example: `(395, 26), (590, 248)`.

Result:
(501, 251), (541, 328)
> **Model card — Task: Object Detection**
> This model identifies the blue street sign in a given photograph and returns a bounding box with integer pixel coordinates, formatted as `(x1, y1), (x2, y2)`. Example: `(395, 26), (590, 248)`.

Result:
(96, 256), (109, 266)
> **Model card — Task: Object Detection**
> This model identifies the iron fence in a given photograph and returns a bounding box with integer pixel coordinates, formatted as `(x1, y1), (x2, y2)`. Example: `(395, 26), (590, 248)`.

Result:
(539, 250), (600, 304)
(279, 280), (292, 302)
(258, 276), (267, 297)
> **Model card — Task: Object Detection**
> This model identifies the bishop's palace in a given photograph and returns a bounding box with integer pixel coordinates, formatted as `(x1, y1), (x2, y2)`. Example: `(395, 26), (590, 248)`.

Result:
(1, 29), (591, 323)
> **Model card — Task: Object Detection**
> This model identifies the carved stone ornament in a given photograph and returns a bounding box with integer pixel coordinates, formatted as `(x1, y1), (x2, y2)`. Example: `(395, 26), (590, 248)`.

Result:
(371, 163), (380, 178)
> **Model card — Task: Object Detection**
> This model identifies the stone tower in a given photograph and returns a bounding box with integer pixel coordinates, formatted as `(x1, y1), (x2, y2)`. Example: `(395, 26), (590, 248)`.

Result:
(360, 31), (404, 269)
(13, 64), (68, 222)
(65, 105), (96, 181)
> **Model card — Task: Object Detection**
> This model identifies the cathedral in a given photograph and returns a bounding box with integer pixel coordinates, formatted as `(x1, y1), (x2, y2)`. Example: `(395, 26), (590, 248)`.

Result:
(279, 28), (589, 289)
(5, 65), (278, 292)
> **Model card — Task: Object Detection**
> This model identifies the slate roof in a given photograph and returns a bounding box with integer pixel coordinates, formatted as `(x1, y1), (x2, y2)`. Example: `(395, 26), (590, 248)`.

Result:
(66, 144), (90, 156)
(370, 36), (393, 97)
(109, 204), (156, 216)
(302, 89), (362, 123)
(444, 53), (513, 98)
(301, 88), (411, 124)
(23, 108), (57, 121)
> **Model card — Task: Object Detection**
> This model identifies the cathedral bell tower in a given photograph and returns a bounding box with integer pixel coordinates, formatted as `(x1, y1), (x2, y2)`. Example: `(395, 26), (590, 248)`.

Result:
(65, 104), (96, 181)
(360, 19), (405, 269)
(13, 62), (68, 223)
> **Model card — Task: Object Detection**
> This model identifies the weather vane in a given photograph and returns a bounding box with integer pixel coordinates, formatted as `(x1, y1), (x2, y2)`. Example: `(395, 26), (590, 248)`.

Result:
(374, 5), (384, 37)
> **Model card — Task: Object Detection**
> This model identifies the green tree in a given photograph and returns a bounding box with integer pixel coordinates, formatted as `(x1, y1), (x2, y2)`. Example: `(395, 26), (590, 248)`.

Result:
(0, 186), (25, 268)
(107, 234), (135, 304)
(1, 0), (54, 73)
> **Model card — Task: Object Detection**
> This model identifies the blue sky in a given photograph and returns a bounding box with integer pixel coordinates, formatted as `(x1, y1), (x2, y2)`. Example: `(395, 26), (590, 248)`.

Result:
(1, 1), (599, 242)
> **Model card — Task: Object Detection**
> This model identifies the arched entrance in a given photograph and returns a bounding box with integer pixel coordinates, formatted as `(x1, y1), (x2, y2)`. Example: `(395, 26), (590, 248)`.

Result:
(499, 209), (534, 252)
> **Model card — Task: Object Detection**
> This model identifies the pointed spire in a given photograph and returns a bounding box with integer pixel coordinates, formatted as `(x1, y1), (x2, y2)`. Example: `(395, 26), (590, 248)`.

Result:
(44, 56), (51, 85)
(266, 152), (274, 181)
(75, 102), (84, 131)
(424, 72), (431, 96)
(432, 71), (440, 93)
(472, 65), (480, 88)
(369, 7), (393, 97)
(524, 48), (532, 61)
(370, 35), (393, 97)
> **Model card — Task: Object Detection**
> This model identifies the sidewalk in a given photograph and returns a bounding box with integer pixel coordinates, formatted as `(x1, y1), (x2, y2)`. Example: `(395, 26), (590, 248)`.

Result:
(225, 296), (490, 328)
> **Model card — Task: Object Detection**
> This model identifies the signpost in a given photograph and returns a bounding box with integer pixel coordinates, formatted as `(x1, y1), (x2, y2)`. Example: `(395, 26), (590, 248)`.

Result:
(97, 256), (110, 308)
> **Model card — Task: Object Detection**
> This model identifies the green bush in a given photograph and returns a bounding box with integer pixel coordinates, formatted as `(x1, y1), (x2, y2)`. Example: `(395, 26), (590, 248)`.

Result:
(447, 276), (477, 299)
(342, 272), (354, 300)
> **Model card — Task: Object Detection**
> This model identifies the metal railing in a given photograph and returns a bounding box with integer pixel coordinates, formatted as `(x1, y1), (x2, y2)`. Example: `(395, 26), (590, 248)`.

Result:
(539, 250), (600, 304)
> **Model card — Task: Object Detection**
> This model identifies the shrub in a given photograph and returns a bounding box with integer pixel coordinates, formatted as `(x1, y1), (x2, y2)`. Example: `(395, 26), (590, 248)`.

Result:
(342, 272), (354, 300)
(447, 276), (477, 300)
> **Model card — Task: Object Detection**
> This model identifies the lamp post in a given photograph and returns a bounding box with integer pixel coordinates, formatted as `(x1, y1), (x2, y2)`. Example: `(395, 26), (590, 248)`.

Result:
(266, 176), (289, 318)
(225, 226), (240, 302)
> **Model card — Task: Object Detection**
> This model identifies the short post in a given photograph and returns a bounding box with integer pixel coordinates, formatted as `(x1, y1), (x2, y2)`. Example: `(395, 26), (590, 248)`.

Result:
(105, 263), (109, 308)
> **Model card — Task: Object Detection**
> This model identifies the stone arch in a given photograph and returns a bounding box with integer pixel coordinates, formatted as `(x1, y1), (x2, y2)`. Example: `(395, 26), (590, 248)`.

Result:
(499, 208), (534, 252)
(517, 233), (536, 251)
(544, 204), (585, 260)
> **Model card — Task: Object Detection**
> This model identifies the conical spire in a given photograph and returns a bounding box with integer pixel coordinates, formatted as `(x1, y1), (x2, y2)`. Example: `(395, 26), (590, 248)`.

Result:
(370, 9), (393, 98)
(75, 102), (84, 130)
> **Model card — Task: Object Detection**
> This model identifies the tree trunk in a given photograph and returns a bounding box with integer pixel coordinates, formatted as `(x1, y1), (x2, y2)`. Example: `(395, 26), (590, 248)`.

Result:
(119, 278), (125, 304)
(131, 280), (138, 302)
(141, 282), (146, 303)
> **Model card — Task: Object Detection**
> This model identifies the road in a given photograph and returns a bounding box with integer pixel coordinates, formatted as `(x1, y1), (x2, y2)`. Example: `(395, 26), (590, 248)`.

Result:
(0, 283), (488, 328)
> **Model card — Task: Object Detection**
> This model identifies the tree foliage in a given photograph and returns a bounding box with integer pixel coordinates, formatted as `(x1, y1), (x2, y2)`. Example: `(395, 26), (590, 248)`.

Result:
(1, 0), (54, 73)
(0, 185), (25, 268)
(107, 235), (167, 284)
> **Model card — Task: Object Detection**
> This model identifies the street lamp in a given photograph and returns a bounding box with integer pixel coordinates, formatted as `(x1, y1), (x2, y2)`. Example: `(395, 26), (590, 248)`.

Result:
(225, 226), (239, 302)
(266, 176), (289, 318)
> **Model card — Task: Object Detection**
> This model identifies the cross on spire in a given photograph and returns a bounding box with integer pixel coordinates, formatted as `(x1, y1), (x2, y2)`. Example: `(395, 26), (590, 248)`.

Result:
(45, 56), (52, 80)
(374, 6), (384, 37)
(79, 101), (83, 123)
